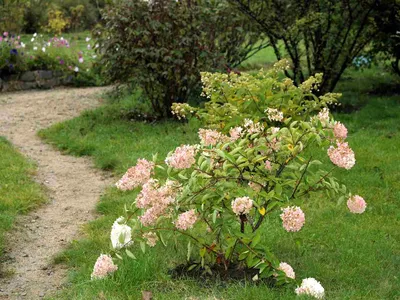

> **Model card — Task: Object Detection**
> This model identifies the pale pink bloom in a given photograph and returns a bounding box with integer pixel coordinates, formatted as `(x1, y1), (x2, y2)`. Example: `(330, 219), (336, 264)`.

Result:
(165, 145), (197, 169)
(265, 160), (272, 171)
(280, 206), (305, 232)
(231, 196), (253, 215)
(115, 159), (155, 191)
(139, 206), (162, 226)
(347, 195), (366, 214)
(327, 142), (355, 170)
(110, 217), (132, 249)
(91, 254), (118, 280)
(244, 119), (264, 134)
(295, 278), (325, 299)
(3, 32), (8, 37)
(78, 57), (84, 63)
(248, 181), (262, 192)
(229, 126), (243, 141)
(333, 121), (348, 140)
(266, 108), (284, 122)
(175, 209), (197, 230)
(277, 262), (295, 279)
(136, 179), (176, 226)
(143, 232), (158, 247)
(198, 128), (227, 146)
(318, 107), (330, 127)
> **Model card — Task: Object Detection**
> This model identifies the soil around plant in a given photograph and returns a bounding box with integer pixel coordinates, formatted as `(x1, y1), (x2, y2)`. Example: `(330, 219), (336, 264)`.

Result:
(170, 262), (271, 285)
(0, 87), (114, 299)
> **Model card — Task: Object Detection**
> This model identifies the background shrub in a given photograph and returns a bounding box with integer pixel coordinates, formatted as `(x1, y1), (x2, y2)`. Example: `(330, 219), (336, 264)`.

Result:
(97, 0), (267, 118)
(229, 0), (399, 94)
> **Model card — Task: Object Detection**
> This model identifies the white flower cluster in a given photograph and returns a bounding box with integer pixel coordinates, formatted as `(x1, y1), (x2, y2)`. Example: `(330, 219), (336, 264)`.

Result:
(295, 278), (325, 299)
(110, 217), (132, 249)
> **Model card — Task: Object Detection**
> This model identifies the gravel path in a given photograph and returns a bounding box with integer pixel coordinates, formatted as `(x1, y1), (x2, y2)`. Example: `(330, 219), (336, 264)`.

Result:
(0, 87), (113, 299)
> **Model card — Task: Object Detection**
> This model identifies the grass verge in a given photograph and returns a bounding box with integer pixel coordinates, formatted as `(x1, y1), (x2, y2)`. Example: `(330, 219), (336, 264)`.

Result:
(39, 67), (400, 299)
(0, 137), (46, 274)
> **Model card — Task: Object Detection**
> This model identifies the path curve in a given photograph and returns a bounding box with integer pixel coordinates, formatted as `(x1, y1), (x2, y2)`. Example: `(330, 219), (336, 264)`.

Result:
(0, 87), (113, 299)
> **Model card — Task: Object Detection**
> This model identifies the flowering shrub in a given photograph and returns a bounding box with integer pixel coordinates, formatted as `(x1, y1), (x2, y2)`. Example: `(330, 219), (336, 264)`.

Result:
(94, 63), (365, 298)
(97, 0), (267, 117)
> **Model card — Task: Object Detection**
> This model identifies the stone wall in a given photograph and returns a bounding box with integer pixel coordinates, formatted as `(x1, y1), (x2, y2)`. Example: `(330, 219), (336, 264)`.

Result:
(0, 70), (74, 92)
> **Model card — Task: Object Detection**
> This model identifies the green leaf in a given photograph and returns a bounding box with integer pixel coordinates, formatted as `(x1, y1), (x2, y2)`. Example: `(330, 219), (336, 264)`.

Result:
(125, 249), (136, 259)
(275, 183), (282, 195)
(251, 232), (261, 247)
(212, 210), (218, 223)
(178, 173), (188, 180)
(200, 247), (206, 258)
(187, 241), (192, 261)
(140, 241), (146, 254)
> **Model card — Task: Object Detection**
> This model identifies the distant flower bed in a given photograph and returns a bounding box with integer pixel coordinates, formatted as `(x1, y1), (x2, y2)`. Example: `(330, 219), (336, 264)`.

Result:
(0, 32), (98, 80)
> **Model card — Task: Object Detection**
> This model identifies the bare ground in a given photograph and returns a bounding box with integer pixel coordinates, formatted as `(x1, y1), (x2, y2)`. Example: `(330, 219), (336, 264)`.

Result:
(0, 87), (113, 299)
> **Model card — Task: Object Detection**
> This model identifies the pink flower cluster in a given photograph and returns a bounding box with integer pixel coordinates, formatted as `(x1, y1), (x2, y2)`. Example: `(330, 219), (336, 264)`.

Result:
(137, 179), (177, 226)
(266, 108), (284, 122)
(333, 121), (348, 140)
(229, 126), (243, 141)
(143, 232), (159, 247)
(280, 206), (305, 232)
(277, 262), (295, 279)
(165, 145), (197, 169)
(198, 128), (228, 146)
(175, 209), (198, 230)
(265, 160), (272, 171)
(231, 196), (253, 215)
(91, 254), (118, 280)
(347, 195), (366, 214)
(327, 142), (355, 170)
(49, 37), (70, 48)
(115, 159), (154, 191)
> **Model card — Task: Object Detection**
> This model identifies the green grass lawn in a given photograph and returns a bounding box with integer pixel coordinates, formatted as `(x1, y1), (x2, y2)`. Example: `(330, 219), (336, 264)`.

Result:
(0, 137), (46, 273)
(39, 64), (400, 299)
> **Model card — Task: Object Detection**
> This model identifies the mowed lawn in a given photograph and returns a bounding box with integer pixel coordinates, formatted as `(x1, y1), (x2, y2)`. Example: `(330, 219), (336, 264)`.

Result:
(39, 67), (400, 299)
(0, 137), (46, 274)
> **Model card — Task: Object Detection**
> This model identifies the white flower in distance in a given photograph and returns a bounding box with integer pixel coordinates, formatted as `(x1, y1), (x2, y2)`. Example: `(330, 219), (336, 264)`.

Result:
(33, 46), (37, 51)
(110, 217), (132, 249)
(33, 32), (37, 37)
(74, 66), (79, 72)
(295, 278), (325, 299)
(91, 254), (118, 280)
(86, 37), (91, 42)
(42, 47), (46, 52)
